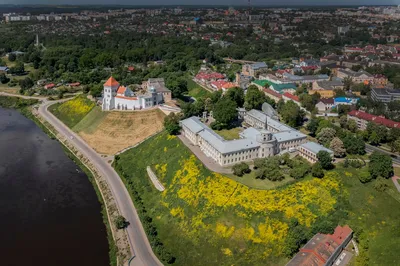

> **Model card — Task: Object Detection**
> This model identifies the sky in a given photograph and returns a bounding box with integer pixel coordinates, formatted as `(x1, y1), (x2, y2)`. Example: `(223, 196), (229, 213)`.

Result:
(0, 0), (399, 6)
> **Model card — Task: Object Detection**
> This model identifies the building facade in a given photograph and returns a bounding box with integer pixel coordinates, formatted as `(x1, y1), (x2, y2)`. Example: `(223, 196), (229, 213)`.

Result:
(180, 109), (307, 166)
(347, 110), (400, 130)
(371, 88), (400, 103)
(102, 77), (171, 111)
(298, 142), (334, 164)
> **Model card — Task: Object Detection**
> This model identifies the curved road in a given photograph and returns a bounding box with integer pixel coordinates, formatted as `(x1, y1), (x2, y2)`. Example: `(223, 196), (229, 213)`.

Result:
(37, 100), (163, 266)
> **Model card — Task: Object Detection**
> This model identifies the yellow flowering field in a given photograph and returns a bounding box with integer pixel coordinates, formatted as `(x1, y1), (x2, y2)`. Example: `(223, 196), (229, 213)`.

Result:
(50, 95), (96, 128)
(116, 132), (344, 266)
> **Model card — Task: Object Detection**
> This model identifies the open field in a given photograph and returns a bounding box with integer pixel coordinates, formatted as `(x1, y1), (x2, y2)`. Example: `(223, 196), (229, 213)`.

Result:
(74, 107), (165, 154)
(49, 95), (96, 128)
(333, 165), (400, 265)
(186, 79), (212, 99)
(115, 131), (346, 266)
(215, 127), (243, 140)
(395, 167), (400, 176)
(0, 83), (19, 94)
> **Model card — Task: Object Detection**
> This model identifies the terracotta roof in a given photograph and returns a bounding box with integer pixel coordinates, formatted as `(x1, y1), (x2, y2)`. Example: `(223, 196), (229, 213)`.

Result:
(283, 92), (300, 102)
(104, 76), (119, 87)
(328, 225), (353, 245)
(115, 96), (138, 100)
(116, 86), (127, 94)
(263, 88), (282, 98)
(348, 110), (400, 128)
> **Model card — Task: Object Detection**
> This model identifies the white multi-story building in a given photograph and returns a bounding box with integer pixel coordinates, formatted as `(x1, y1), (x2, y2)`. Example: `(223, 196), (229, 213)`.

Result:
(102, 77), (171, 111)
(181, 109), (307, 166)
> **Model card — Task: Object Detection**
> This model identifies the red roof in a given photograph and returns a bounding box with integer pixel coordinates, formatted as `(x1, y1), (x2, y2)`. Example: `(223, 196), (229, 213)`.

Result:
(263, 88), (282, 99)
(127, 66), (135, 71)
(328, 225), (353, 245)
(283, 92), (300, 102)
(116, 86), (127, 94)
(115, 96), (138, 100)
(195, 72), (225, 81)
(68, 82), (80, 87)
(45, 83), (55, 89)
(348, 110), (400, 128)
(211, 80), (227, 90)
(104, 77), (119, 87)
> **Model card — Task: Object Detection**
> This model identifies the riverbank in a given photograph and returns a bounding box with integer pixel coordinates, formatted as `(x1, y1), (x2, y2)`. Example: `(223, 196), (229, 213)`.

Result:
(0, 96), (126, 266)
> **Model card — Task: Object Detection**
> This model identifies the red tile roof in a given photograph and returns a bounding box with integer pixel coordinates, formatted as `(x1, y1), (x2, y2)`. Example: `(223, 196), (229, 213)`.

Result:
(263, 88), (282, 98)
(115, 96), (138, 100)
(348, 110), (400, 128)
(283, 92), (300, 102)
(319, 98), (334, 105)
(104, 77), (119, 87)
(195, 72), (225, 81)
(328, 225), (353, 246)
(116, 86), (127, 94)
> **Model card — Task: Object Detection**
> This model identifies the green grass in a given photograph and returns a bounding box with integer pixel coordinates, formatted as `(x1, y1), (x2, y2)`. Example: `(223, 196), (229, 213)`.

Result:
(333, 165), (400, 265)
(215, 127), (243, 140)
(186, 79), (212, 99)
(395, 167), (400, 177)
(114, 132), (344, 266)
(228, 171), (296, 190)
(72, 106), (107, 133)
(49, 95), (96, 128)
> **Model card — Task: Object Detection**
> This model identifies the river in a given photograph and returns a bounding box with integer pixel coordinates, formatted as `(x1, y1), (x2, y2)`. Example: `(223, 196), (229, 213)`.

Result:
(0, 107), (109, 266)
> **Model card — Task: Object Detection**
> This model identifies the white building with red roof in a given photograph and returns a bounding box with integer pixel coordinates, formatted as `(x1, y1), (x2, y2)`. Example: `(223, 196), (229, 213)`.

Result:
(102, 77), (171, 111)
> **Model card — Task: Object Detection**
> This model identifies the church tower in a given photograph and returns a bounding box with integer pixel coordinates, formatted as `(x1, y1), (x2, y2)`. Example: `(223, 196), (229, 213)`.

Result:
(256, 114), (277, 158)
(102, 77), (119, 111)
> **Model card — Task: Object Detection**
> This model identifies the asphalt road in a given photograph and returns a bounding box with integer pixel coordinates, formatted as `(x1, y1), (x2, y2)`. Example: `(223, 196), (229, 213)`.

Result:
(365, 143), (400, 165)
(38, 101), (163, 266)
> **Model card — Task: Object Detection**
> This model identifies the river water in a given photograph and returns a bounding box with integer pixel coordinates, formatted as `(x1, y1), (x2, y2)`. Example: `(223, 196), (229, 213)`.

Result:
(0, 107), (109, 266)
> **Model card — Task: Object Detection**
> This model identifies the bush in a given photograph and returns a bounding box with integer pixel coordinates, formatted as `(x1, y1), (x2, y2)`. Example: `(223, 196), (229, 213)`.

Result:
(164, 113), (181, 135)
(373, 177), (389, 192)
(115, 215), (129, 229)
(289, 164), (310, 179)
(312, 162), (324, 178)
(232, 162), (251, 177)
(358, 172), (372, 183)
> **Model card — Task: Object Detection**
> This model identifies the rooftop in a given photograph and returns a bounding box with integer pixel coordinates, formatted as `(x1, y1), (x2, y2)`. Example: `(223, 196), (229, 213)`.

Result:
(104, 76), (119, 87)
(300, 141), (333, 155)
(348, 110), (400, 128)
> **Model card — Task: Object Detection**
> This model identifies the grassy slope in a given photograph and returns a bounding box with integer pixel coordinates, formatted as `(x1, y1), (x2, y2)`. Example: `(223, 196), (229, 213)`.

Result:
(333, 166), (400, 265)
(116, 131), (344, 266)
(49, 95), (95, 128)
(186, 79), (212, 99)
(228, 171), (296, 190)
(73, 106), (107, 133)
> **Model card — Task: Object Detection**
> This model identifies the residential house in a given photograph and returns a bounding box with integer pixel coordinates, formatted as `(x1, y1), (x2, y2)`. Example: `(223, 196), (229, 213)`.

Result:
(371, 88), (400, 103)
(347, 110), (400, 130)
(334, 97), (359, 106)
(336, 68), (374, 84)
(0, 66), (9, 74)
(316, 98), (335, 112)
(263, 88), (282, 103)
(310, 80), (344, 98)
(298, 141), (334, 164)
(242, 62), (268, 77)
(282, 92), (300, 106)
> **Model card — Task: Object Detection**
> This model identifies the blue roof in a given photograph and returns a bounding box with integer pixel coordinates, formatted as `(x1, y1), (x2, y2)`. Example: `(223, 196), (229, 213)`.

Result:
(334, 97), (359, 103)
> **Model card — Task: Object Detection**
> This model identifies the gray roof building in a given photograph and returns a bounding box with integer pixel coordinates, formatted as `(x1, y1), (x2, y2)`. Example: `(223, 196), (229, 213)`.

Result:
(371, 88), (400, 103)
(300, 142), (333, 155)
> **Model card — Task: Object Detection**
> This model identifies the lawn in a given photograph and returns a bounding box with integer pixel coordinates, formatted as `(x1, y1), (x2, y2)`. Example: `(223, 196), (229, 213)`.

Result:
(215, 127), (243, 140)
(114, 131), (344, 266)
(49, 95), (96, 128)
(186, 79), (212, 100)
(228, 171), (296, 190)
(333, 165), (400, 265)
(395, 167), (400, 177)
(74, 107), (165, 154)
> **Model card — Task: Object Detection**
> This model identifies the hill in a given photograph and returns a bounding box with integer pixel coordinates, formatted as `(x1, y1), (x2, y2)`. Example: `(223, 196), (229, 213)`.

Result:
(73, 107), (165, 155)
(114, 131), (346, 266)
(50, 95), (96, 128)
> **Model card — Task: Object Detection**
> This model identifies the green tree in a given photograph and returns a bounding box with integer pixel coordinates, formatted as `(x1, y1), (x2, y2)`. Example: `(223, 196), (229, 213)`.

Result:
(244, 85), (266, 110)
(19, 77), (34, 91)
(369, 131), (380, 146)
(115, 215), (129, 229)
(213, 97), (238, 128)
(289, 163), (310, 179)
(347, 119), (358, 133)
(343, 134), (366, 155)
(358, 171), (373, 183)
(280, 101), (305, 128)
(232, 162), (251, 177)
(316, 127), (336, 146)
(312, 162), (324, 178)
(225, 87), (244, 107)
(8, 53), (16, 62)
(306, 117), (320, 136)
(317, 150), (333, 170)
(0, 73), (10, 84)
(368, 152), (394, 179)
(164, 113), (181, 135)
(10, 62), (25, 75)
(330, 137), (346, 158)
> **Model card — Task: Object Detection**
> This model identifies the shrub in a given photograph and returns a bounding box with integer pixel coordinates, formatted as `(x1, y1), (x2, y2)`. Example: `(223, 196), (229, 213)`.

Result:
(289, 164), (310, 179)
(115, 215), (129, 229)
(317, 151), (333, 170)
(232, 162), (251, 177)
(312, 162), (324, 178)
(358, 172), (372, 184)
(373, 177), (389, 192)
